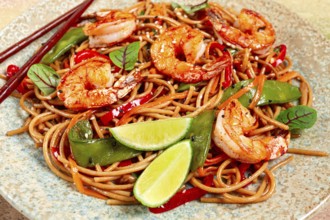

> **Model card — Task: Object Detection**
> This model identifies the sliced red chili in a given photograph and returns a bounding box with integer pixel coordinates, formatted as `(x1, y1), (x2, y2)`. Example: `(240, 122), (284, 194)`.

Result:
(149, 174), (214, 214)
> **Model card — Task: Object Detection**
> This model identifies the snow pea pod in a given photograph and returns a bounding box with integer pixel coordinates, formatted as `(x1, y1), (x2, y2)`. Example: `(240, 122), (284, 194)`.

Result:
(186, 110), (215, 171)
(68, 120), (140, 167)
(220, 80), (301, 107)
(42, 27), (87, 64)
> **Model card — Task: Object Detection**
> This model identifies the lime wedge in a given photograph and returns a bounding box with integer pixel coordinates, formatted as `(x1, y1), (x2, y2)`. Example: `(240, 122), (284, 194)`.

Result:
(109, 118), (192, 151)
(133, 140), (192, 207)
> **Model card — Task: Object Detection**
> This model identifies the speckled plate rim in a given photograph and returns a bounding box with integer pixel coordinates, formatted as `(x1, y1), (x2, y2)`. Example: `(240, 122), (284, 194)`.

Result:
(0, 0), (329, 219)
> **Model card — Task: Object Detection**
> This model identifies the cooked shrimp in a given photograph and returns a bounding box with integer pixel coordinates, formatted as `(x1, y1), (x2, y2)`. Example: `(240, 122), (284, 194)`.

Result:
(57, 58), (141, 110)
(207, 8), (275, 53)
(83, 10), (136, 48)
(150, 25), (231, 83)
(212, 99), (289, 164)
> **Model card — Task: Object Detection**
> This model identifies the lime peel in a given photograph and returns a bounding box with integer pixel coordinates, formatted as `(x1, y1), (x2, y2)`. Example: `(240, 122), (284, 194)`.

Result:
(133, 140), (192, 207)
(109, 118), (192, 151)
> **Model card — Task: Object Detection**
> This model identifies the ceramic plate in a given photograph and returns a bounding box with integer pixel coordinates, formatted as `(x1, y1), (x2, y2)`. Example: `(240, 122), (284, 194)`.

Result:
(0, 0), (329, 219)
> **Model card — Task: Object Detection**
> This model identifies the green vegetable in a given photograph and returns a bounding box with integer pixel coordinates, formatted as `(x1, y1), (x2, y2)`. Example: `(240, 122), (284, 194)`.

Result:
(177, 82), (203, 92)
(68, 120), (140, 167)
(27, 63), (60, 95)
(171, 1), (209, 15)
(42, 27), (87, 64)
(186, 110), (215, 171)
(109, 41), (140, 70)
(220, 80), (301, 107)
(276, 105), (317, 130)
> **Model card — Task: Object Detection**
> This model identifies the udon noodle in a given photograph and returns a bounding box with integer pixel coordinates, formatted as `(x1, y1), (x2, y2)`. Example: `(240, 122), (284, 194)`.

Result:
(3, 0), (327, 208)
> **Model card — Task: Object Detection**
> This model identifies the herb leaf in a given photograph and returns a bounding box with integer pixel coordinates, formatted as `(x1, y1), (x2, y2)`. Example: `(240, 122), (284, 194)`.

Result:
(171, 0), (209, 15)
(27, 64), (60, 95)
(276, 105), (317, 130)
(109, 41), (140, 70)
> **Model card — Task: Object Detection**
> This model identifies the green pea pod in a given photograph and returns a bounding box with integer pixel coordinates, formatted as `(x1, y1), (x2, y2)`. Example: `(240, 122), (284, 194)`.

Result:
(42, 27), (88, 64)
(68, 120), (140, 167)
(177, 82), (204, 92)
(186, 110), (215, 171)
(220, 80), (301, 107)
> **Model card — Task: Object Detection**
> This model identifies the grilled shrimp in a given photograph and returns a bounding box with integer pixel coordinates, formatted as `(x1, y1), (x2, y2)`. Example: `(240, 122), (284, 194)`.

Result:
(57, 58), (141, 110)
(150, 25), (231, 83)
(83, 10), (136, 48)
(212, 99), (289, 164)
(207, 7), (275, 53)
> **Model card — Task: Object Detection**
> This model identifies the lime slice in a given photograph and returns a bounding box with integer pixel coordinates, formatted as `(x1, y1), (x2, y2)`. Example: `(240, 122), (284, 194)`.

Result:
(133, 140), (192, 207)
(109, 118), (192, 151)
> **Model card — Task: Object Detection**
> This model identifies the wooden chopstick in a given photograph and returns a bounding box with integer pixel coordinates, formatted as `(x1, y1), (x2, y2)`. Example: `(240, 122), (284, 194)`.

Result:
(0, 4), (80, 63)
(0, 0), (94, 104)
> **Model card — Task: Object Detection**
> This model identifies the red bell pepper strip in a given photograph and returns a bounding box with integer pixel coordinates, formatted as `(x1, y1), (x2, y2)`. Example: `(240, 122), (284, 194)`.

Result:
(238, 163), (251, 181)
(149, 174), (214, 214)
(100, 92), (154, 125)
(74, 49), (110, 64)
(208, 41), (226, 56)
(222, 64), (233, 89)
(6, 64), (29, 94)
(207, 42), (233, 89)
(118, 159), (133, 167)
(272, 44), (287, 67)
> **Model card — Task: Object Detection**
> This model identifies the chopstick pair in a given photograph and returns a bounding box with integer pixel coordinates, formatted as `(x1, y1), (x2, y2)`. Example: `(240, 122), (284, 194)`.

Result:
(0, 0), (94, 104)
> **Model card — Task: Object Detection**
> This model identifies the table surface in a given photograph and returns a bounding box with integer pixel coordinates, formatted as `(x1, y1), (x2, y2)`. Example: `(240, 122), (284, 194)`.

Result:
(0, 0), (329, 219)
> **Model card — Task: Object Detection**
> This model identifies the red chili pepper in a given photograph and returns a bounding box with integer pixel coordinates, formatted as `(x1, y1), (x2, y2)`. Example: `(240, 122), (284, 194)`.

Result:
(100, 92), (154, 125)
(74, 49), (110, 64)
(6, 64), (29, 94)
(149, 174), (214, 214)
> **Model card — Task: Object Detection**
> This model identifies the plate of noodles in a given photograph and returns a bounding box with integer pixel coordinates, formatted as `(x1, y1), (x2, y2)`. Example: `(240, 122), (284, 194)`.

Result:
(0, 0), (329, 219)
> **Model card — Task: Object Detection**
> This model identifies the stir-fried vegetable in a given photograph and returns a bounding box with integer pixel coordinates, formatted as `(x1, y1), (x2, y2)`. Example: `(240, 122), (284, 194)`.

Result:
(74, 49), (110, 64)
(100, 91), (155, 125)
(42, 27), (87, 64)
(68, 120), (140, 167)
(187, 110), (215, 171)
(149, 174), (214, 213)
(220, 79), (301, 107)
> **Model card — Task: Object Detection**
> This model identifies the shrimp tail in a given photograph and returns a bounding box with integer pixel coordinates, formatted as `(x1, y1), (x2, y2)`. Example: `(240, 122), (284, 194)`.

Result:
(114, 71), (142, 99)
(202, 51), (231, 80)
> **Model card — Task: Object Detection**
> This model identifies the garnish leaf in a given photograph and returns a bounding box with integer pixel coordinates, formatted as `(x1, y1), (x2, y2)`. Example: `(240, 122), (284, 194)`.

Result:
(171, 0), (209, 15)
(276, 105), (317, 130)
(109, 41), (140, 70)
(27, 64), (60, 95)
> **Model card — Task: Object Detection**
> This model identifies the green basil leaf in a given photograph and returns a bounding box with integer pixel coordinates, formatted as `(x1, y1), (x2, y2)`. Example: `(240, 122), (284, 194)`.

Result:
(27, 64), (60, 95)
(276, 105), (317, 130)
(109, 41), (140, 70)
(171, 1), (209, 15)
